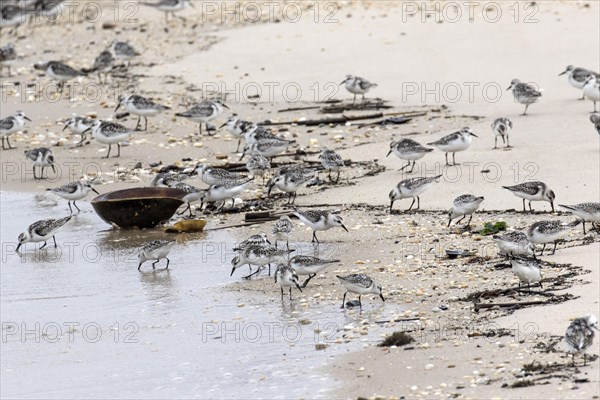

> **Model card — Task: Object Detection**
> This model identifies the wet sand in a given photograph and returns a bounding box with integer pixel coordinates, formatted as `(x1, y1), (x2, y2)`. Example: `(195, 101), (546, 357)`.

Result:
(1, 1), (599, 399)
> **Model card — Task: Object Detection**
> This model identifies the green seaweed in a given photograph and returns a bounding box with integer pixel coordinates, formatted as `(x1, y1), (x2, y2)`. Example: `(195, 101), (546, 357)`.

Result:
(479, 221), (508, 236)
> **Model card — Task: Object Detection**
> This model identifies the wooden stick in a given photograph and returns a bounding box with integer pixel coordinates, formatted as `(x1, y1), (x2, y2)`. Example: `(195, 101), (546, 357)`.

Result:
(278, 106), (321, 113)
(474, 300), (545, 312)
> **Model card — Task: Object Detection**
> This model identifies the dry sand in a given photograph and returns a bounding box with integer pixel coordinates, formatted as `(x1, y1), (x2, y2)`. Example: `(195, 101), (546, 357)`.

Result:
(1, 1), (599, 399)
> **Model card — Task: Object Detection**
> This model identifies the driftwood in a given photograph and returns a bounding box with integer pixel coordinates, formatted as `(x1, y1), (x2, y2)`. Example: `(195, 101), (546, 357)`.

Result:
(474, 300), (545, 313)
(375, 317), (421, 324)
(278, 106), (322, 113)
(320, 101), (393, 113)
(261, 112), (387, 126)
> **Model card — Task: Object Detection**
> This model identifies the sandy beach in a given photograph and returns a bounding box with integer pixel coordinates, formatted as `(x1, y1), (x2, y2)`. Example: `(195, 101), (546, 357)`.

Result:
(1, 1), (599, 399)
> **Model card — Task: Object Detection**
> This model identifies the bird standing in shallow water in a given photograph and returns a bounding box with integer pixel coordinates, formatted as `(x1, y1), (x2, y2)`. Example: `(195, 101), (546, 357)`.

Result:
(274, 265), (302, 301)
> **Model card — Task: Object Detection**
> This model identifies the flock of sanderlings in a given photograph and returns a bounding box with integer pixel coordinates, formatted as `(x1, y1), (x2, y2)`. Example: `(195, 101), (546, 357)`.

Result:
(2, 0), (599, 368)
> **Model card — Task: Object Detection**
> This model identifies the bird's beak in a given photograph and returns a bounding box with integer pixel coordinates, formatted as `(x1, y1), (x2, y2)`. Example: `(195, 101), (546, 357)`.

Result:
(341, 224), (349, 232)
(339, 80), (346, 85)
(267, 184), (273, 197)
(593, 326), (600, 331)
(558, 70), (567, 76)
(266, 239), (272, 245)
(506, 85), (511, 91)
(389, 200), (394, 213)
(471, 133), (478, 138)
(218, 122), (227, 129)
(447, 217), (452, 227)
(82, 127), (91, 134)
(386, 149), (392, 157)
(62, 125), (68, 131)
(114, 103), (121, 112)
(230, 267), (235, 276)
(24, 116), (32, 122)
(239, 153), (245, 161)
(551, 202), (555, 213)
(16, 243), (22, 253)
(222, 103), (230, 110)
(92, 188), (100, 195)
(379, 293), (385, 302)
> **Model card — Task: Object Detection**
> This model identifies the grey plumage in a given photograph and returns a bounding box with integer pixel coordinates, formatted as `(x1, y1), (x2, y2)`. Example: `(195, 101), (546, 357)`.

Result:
(565, 315), (598, 366)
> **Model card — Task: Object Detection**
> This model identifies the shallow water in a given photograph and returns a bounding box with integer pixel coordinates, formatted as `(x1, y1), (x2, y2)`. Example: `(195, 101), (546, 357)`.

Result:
(0, 191), (401, 399)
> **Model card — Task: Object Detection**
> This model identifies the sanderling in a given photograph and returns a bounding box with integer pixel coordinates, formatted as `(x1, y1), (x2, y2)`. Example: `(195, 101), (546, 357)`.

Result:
(507, 79), (542, 115)
(267, 172), (314, 205)
(233, 232), (271, 252)
(582, 75), (600, 113)
(170, 182), (205, 216)
(88, 50), (114, 84)
(244, 124), (278, 145)
(199, 178), (254, 210)
(340, 75), (377, 104)
(427, 127), (477, 166)
(527, 219), (580, 255)
(24, 147), (55, 179)
(591, 113), (600, 134)
(245, 154), (271, 182)
(230, 245), (294, 279)
(493, 231), (536, 259)
(559, 203), (600, 234)
(175, 100), (228, 136)
(565, 315), (598, 366)
(292, 207), (348, 243)
(151, 171), (189, 187)
(273, 216), (293, 250)
(447, 194), (484, 227)
(0, 3), (24, 33)
(0, 43), (17, 76)
(510, 256), (542, 292)
(192, 163), (247, 185)
(559, 65), (599, 99)
(16, 216), (71, 252)
(109, 40), (140, 68)
(115, 94), (170, 131)
(83, 120), (133, 158)
(1, 111), (31, 150)
(289, 255), (339, 288)
(62, 116), (94, 146)
(138, 240), (175, 270)
(47, 181), (99, 214)
(490, 117), (513, 149)
(386, 138), (433, 172)
(33, 61), (85, 95)
(274, 265), (302, 301)
(241, 138), (295, 160)
(389, 175), (442, 212)
(319, 148), (344, 183)
(219, 117), (254, 152)
(337, 274), (385, 309)
(502, 181), (555, 212)
(142, 0), (191, 23)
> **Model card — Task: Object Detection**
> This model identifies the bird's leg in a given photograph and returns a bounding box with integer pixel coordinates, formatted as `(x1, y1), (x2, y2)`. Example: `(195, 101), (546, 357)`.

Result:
(407, 198), (416, 211)
(281, 287), (284, 301)
(6, 137), (13, 149)
(466, 215), (473, 226)
(582, 221), (587, 235)
(165, 257), (170, 269)
(52, 236), (57, 248)
(452, 152), (459, 165)
(551, 241), (558, 255)
(138, 262), (143, 271)
(73, 201), (81, 213)
(135, 116), (141, 131)
(506, 136), (511, 148)
(188, 204), (193, 217)
(289, 287), (293, 300)
(105, 145), (112, 158)
(116, 143), (121, 157)
(336, 170), (340, 183)
(522, 104), (529, 116)
(286, 240), (289, 251)
(1, 137), (5, 150)
(528, 201), (534, 212)
(178, 203), (190, 215)
(358, 295), (362, 309)
(40, 241), (48, 249)
(302, 274), (315, 288)
(416, 196), (421, 210)
(447, 216), (452, 227)
(274, 239), (278, 249)
(152, 260), (158, 269)
(494, 137), (498, 149)
(408, 161), (416, 173)
(340, 291), (347, 309)
(456, 215), (466, 225)
(501, 135), (506, 145)
(144, 116), (148, 131)
(268, 264), (271, 276)
(399, 161), (411, 171)
(540, 244), (546, 255)
(445, 152), (449, 166)
(68, 201), (73, 215)
(33, 165), (38, 180)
